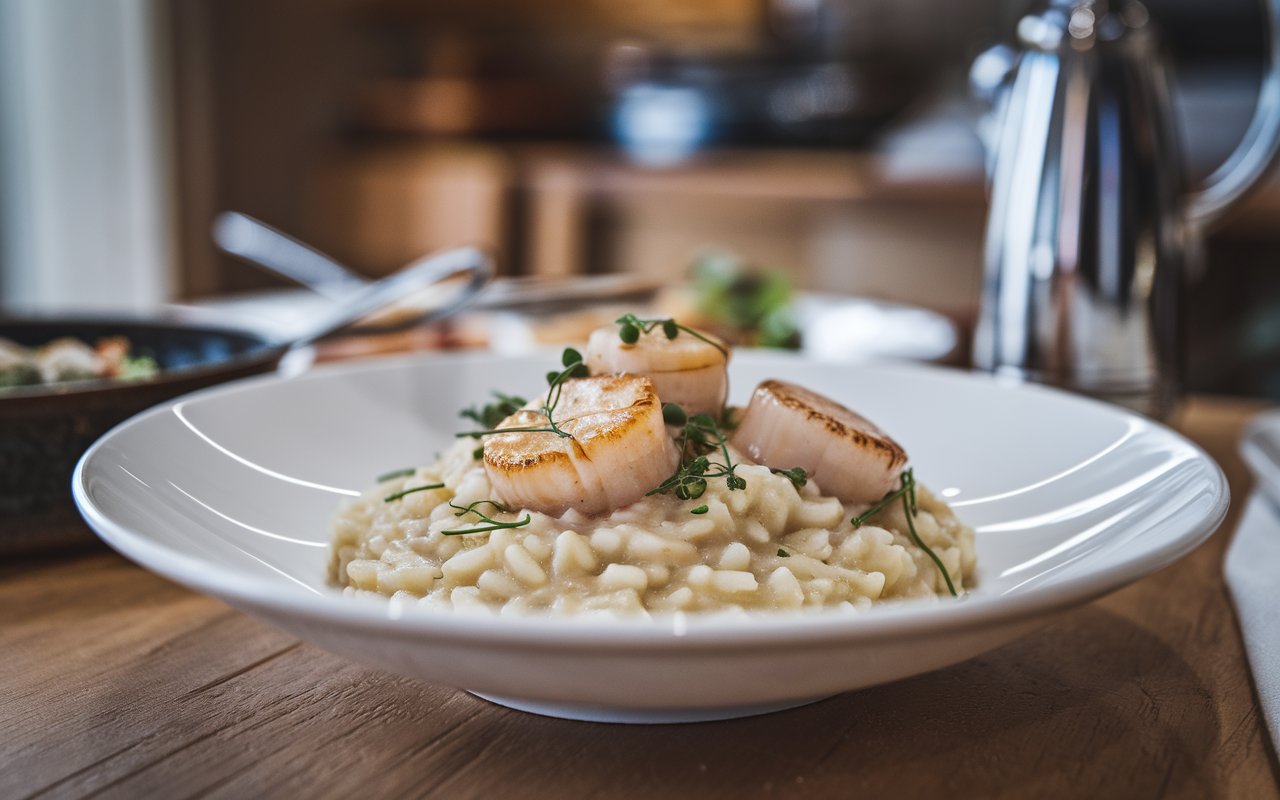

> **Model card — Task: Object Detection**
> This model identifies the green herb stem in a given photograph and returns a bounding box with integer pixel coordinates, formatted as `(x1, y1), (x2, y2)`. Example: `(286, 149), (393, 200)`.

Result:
(442, 516), (532, 536)
(647, 412), (746, 498)
(450, 499), (510, 517)
(457, 349), (585, 441)
(460, 424), (563, 437)
(376, 467), (416, 483)
(674, 322), (729, 359)
(613, 313), (728, 359)
(383, 483), (444, 502)
(852, 469), (957, 596)
(441, 499), (531, 536)
(851, 480), (912, 527)
(902, 490), (957, 597)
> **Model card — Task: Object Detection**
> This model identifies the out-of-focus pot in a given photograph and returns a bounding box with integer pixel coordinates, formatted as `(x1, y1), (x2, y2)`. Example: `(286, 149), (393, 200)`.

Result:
(0, 314), (291, 553)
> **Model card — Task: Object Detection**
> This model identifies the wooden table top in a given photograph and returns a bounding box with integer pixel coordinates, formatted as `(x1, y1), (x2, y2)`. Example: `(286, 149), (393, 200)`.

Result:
(4, 395), (1279, 799)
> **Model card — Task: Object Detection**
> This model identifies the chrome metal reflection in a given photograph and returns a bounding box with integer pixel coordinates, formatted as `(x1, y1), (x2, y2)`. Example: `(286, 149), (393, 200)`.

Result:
(972, 0), (1280, 418)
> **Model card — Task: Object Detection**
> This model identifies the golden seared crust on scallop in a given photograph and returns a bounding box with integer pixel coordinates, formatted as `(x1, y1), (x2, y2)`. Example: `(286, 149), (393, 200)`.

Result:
(584, 324), (729, 417)
(730, 379), (907, 504)
(483, 374), (679, 516)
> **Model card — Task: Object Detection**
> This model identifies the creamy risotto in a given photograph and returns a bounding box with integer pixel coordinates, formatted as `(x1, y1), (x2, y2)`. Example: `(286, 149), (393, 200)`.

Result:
(329, 440), (975, 614)
(328, 316), (976, 615)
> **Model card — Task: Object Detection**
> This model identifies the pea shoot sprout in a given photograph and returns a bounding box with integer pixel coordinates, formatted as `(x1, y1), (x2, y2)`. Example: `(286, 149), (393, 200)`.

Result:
(456, 348), (588, 443)
(376, 467), (417, 483)
(383, 483), (444, 502)
(614, 313), (728, 358)
(851, 469), (957, 596)
(442, 499), (531, 536)
(647, 403), (746, 499)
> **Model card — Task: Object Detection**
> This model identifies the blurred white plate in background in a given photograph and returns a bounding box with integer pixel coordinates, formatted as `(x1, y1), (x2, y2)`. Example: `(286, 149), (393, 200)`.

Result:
(486, 290), (958, 363)
(795, 294), (956, 362)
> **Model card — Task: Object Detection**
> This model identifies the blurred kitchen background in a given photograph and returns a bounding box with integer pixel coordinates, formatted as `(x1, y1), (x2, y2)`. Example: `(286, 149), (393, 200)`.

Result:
(1, 0), (1278, 396)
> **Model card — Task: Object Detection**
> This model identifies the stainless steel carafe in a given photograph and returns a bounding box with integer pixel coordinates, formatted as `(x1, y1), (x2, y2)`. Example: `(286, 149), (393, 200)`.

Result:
(972, 0), (1280, 417)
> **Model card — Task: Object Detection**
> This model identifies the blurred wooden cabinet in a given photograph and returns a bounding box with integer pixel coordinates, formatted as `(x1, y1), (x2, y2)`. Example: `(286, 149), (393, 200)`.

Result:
(297, 142), (986, 312)
(305, 145), (510, 275)
(166, 0), (990, 307)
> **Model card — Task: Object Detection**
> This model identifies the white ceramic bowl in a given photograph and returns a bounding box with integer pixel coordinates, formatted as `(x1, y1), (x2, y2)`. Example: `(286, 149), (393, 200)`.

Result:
(74, 352), (1228, 723)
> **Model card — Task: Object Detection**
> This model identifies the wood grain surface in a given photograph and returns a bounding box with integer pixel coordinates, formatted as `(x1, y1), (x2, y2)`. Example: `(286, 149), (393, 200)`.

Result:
(3, 396), (1278, 800)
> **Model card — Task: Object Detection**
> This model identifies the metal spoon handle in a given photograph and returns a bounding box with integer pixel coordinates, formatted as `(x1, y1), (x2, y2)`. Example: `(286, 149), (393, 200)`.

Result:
(212, 211), (369, 299)
(289, 245), (492, 348)
(212, 211), (493, 346)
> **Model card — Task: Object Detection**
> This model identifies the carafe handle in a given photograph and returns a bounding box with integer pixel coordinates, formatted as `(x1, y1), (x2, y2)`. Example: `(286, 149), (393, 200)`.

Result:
(1188, 0), (1280, 225)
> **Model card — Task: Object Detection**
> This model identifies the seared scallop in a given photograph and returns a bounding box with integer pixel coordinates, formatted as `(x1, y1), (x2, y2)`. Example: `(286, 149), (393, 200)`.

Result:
(484, 374), (679, 517)
(730, 379), (906, 504)
(584, 323), (729, 417)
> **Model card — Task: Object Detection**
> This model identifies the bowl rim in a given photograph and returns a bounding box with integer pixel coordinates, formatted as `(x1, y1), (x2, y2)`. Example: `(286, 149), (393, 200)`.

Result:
(72, 351), (1231, 652)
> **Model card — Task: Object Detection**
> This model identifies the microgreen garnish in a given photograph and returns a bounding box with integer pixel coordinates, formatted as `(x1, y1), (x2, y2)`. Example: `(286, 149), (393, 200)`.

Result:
(450, 499), (509, 518)
(719, 404), (740, 432)
(851, 480), (912, 527)
(902, 487), (955, 596)
(460, 391), (527, 430)
(441, 518), (532, 536)
(383, 483), (444, 502)
(852, 469), (956, 597)
(776, 548), (791, 558)
(662, 402), (687, 426)
(614, 313), (728, 359)
(472, 446), (484, 460)
(457, 348), (587, 441)
(442, 499), (532, 536)
(376, 467), (416, 483)
(648, 406), (747, 499)
(690, 504), (709, 515)
(770, 466), (808, 488)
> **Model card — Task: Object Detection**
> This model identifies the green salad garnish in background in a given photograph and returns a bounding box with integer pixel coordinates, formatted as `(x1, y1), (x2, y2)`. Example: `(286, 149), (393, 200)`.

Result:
(690, 252), (801, 350)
